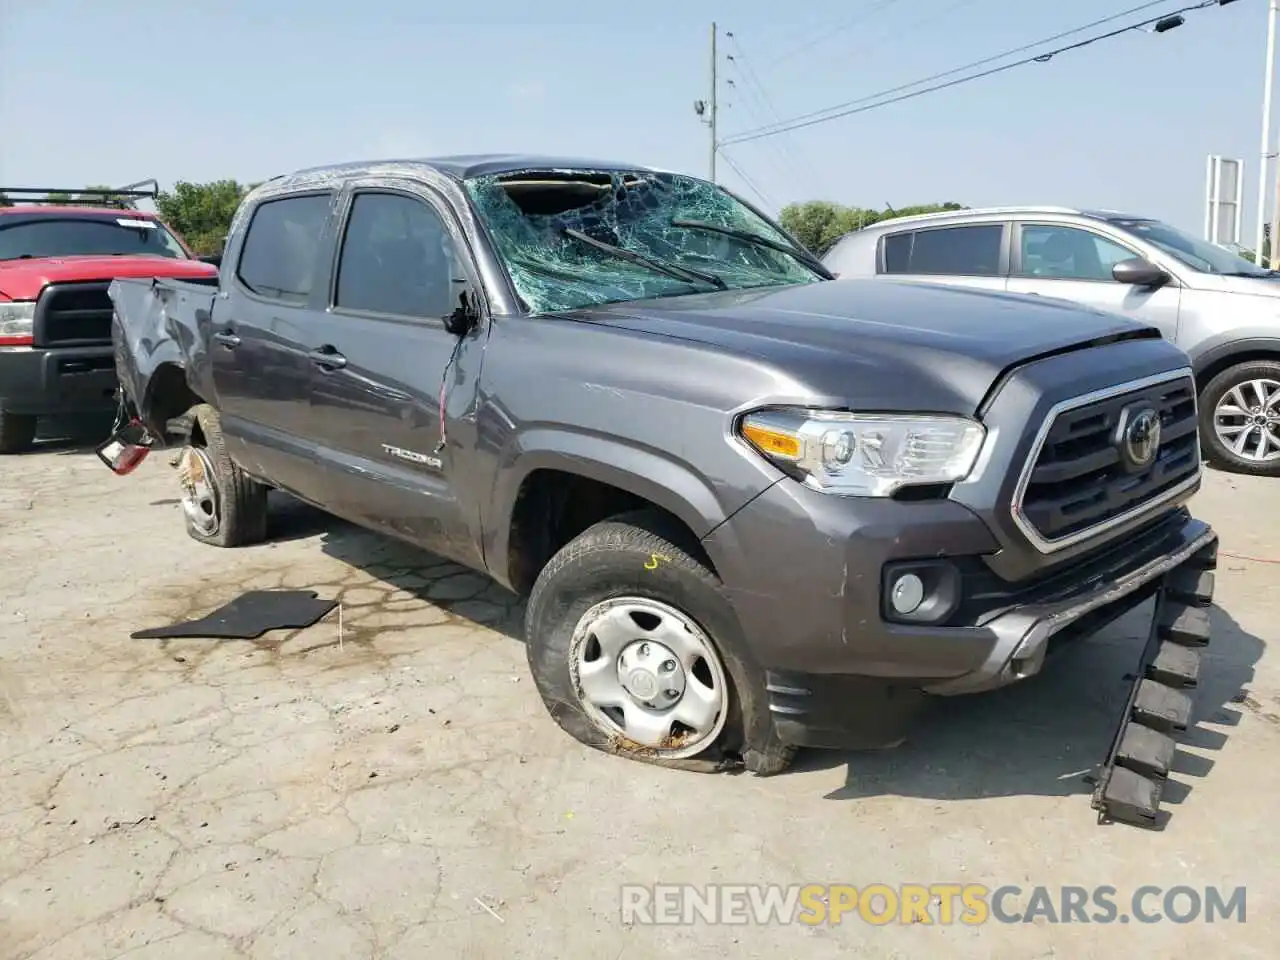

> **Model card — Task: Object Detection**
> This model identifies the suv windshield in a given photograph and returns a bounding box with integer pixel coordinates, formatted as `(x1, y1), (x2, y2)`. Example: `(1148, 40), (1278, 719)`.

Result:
(0, 215), (189, 261)
(464, 169), (824, 313)
(1106, 217), (1272, 277)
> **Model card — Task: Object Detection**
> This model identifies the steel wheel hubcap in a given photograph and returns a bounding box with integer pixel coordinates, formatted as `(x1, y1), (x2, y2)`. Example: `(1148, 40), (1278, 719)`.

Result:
(177, 446), (220, 536)
(569, 597), (728, 758)
(1214, 378), (1280, 462)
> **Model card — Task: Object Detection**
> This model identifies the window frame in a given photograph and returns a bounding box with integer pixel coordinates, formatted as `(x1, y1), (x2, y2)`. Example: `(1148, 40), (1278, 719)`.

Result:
(1010, 221), (1145, 284)
(875, 221), (1011, 278)
(327, 183), (482, 328)
(232, 191), (337, 307)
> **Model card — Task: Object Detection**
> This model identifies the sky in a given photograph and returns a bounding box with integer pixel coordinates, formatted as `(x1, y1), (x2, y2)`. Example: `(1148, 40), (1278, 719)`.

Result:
(0, 0), (1272, 243)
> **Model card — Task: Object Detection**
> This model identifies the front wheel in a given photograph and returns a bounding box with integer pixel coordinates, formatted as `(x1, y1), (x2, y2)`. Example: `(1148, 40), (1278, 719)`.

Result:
(1199, 360), (1280, 476)
(523, 509), (794, 775)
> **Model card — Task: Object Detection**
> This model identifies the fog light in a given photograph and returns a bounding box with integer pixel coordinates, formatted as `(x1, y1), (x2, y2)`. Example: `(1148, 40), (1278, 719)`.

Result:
(890, 573), (925, 615)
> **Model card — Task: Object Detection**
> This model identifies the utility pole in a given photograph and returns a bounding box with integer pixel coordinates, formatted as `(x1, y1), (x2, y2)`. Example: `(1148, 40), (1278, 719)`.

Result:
(706, 22), (716, 184)
(1256, 0), (1278, 264)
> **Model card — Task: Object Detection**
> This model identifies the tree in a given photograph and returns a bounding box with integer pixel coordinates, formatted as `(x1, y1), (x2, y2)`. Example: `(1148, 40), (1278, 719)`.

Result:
(155, 180), (257, 255)
(780, 200), (966, 255)
(0, 192), (10, 208)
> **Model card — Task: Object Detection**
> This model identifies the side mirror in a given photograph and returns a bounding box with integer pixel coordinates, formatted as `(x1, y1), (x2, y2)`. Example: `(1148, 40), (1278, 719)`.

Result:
(1112, 257), (1170, 288)
(443, 288), (479, 337)
(198, 253), (222, 268)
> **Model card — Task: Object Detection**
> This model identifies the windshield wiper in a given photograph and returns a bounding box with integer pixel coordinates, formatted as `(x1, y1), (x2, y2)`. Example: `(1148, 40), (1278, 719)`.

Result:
(561, 227), (726, 290)
(1221, 269), (1280, 278)
(669, 219), (834, 279)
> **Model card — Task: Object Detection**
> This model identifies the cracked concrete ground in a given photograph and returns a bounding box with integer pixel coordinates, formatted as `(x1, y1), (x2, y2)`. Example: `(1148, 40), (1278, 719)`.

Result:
(1, 435), (1277, 959)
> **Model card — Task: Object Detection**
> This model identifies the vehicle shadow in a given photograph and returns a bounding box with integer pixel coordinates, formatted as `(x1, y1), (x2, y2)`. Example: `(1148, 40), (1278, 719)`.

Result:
(275, 500), (527, 642)
(258, 499), (1262, 816)
(25, 414), (116, 455)
(799, 600), (1262, 822)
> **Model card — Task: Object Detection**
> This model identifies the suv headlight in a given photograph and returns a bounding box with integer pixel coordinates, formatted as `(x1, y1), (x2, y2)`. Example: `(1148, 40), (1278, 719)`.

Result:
(739, 408), (986, 497)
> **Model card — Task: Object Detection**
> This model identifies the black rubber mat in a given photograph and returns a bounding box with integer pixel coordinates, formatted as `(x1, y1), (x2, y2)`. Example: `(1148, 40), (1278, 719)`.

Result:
(131, 590), (338, 640)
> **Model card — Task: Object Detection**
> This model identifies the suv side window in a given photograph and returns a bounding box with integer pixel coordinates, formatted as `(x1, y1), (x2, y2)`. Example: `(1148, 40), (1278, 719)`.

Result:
(1017, 224), (1136, 281)
(335, 192), (458, 318)
(879, 224), (1003, 277)
(236, 194), (332, 304)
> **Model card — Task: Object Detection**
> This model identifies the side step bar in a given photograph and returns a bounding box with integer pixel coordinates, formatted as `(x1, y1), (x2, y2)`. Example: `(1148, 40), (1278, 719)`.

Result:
(1091, 536), (1217, 829)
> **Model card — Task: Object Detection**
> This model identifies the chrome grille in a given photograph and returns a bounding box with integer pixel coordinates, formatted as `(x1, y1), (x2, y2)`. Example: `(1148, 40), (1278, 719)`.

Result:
(1013, 371), (1200, 551)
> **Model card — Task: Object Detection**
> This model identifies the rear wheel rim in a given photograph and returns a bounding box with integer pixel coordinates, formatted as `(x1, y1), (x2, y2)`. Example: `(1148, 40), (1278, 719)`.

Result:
(569, 596), (729, 759)
(1213, 378), (1280, 463)
(178, 446), (220, 536)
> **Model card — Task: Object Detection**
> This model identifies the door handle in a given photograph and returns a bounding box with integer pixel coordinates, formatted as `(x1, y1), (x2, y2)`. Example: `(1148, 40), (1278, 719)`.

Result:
(308, 346), (348, 370)
(212, 330), (241, 348)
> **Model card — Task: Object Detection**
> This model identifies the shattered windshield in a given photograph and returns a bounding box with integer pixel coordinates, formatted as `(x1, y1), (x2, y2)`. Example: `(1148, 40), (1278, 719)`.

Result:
(464, 169), (824, 313)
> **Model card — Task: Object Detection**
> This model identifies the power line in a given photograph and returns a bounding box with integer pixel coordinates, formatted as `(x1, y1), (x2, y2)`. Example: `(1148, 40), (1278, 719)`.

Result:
(761, 0), (904, 70)
(724, 31), (825, 189)
(718, 150), (776, 211)
(722, 0), (1210, 147)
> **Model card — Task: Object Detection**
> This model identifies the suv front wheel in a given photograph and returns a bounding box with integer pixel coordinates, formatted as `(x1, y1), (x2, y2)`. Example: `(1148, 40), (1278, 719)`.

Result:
(1199, 360), (1280, 476)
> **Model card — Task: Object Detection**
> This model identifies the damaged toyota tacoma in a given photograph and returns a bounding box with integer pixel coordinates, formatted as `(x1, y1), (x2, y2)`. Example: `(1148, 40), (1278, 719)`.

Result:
(101, 156), (1219, 827)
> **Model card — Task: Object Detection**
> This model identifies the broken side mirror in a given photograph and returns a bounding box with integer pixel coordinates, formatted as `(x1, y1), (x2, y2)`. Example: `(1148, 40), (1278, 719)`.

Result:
(95, 421), (154, 476)
(443, 287), (479, 338)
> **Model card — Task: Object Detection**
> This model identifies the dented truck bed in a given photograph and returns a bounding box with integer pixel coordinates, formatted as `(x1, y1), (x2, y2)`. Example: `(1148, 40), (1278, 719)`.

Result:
(108, 275), (219, 441)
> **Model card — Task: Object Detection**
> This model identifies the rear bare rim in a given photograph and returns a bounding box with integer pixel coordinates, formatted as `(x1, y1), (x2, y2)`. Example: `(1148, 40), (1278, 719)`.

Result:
(1200, 360), (1280, 476)
(177, 446), (220, 537)
(570, 596), (729, 759)
(181, 404), (269, 547)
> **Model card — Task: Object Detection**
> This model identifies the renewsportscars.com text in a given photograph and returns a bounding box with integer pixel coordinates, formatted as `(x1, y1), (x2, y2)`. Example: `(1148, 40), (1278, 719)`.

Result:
(620, 883), (1247, 926)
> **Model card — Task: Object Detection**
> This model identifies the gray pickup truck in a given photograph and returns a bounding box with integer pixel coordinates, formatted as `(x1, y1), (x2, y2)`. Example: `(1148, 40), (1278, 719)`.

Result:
(101, 156), (1219, 827)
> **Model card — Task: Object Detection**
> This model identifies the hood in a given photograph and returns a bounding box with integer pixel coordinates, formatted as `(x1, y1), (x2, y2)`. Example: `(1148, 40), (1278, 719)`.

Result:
(1183, 271), (1280, 299)
(0, 255), (217, 300)
(559, 279), (1159, 414)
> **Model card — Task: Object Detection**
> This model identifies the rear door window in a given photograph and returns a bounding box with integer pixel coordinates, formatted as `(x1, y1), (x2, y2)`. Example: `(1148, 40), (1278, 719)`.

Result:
(880, 224), (1004, 277)
(236, 194), (332, 304)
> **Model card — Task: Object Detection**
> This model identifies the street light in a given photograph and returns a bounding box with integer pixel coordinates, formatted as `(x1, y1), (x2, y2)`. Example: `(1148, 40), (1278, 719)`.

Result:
(1256, 0), (1279, 265)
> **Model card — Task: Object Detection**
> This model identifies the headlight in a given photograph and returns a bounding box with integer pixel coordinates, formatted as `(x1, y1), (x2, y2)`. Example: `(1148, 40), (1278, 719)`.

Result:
(0, 301), (35, 347)
(738, 408), (986, 497)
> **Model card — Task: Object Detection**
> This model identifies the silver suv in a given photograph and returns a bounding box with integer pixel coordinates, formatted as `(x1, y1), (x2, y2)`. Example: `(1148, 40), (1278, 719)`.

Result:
(823, 206), (1280, 476)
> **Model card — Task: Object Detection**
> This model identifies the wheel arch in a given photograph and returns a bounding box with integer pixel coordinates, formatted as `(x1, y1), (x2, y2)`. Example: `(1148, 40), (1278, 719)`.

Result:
(490, 431), (745, 595)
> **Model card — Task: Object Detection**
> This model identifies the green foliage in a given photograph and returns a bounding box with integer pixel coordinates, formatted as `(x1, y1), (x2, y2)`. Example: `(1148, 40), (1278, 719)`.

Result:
(779, 200), (966, 256)
(155, 180), (257, 255)
(44, 191), (75, 203)
(0, 192), (10, 208)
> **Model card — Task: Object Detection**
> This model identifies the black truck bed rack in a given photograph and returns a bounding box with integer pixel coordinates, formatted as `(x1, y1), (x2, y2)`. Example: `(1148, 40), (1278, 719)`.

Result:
(1, 180), (159, 210)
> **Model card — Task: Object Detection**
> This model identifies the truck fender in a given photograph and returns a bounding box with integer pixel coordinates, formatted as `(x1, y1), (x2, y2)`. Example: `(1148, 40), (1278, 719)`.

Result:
(488, 428), (736, 584)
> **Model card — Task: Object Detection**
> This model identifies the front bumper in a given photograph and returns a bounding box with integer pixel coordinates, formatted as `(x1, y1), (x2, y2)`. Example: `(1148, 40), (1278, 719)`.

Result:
(702, 473), (1215, 751)
(0, 344), (117, 417)
(923, 516), (1216, 695)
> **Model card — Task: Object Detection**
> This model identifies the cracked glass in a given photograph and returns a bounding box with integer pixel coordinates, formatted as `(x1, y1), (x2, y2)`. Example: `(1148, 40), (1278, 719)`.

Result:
(464, 169), (822, 313)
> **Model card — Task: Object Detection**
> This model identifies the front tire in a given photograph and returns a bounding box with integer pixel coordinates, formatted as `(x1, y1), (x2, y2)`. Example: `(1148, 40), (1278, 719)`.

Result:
(0, 412), (37, 454)
(178, 404), (269, 547)
(1199, 360), (1280, 476)
(523, 509), (794, 775)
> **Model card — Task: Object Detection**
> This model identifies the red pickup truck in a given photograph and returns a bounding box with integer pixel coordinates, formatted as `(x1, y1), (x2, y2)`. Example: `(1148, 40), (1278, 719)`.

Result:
(0, 184), (218, 452)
